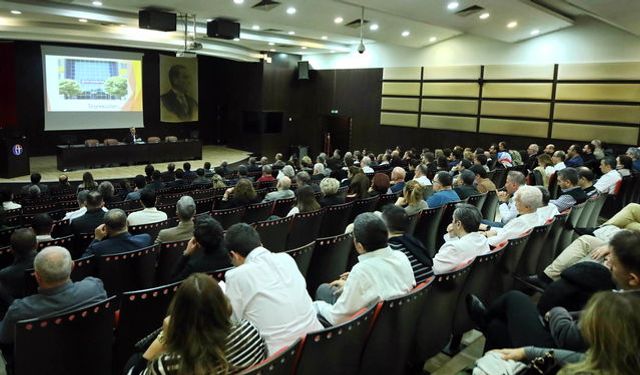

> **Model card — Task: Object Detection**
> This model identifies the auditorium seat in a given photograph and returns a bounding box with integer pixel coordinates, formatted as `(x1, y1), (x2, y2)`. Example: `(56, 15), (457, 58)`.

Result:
(466, 193), (487, 212)
(97, 245), (159, 296)
(286, 209), (325, 250)
(206, 266), (234, 282)
(318, 202), (353, 238)
(37, 234), (74, 251)
(146, 136), (161, 144)
(436, 201), (463, 248)
(481, 190), (499, 222)
(194, 197), (215, 214)
(348, 195), (380, 222)
(84, 139), (99, 147)
(271, 197), (296, 218)
(73, 232), (95, 258)
(495, 231), (531, 294)
(15, 296), (116, 375)
(285, 241), (315, 278)
(164, 135), (178, 143)
(0, 245), (13, 269)
(156, 239), (189, 285)
(587, 193), (608, 227)
(405, 211), (420, 236)
(306, 233), (353, 296)
(239, 338), (303, 375)
(376, 192), (400, 211)
(103, 138), (119, 146)
(129, 221), (169, 242)
(556, 203), (586, 252)
(210, 207), (245, 230)
(51, 218), (71, 238)
(514, 220), (554, 283)
(243, 201), (274, 224)
(413, 207), (443, 258)
(253, 216), (293, 253)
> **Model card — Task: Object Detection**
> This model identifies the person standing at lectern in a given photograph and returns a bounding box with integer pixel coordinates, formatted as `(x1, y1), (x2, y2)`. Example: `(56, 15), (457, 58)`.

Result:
(160, 65), (198, 122)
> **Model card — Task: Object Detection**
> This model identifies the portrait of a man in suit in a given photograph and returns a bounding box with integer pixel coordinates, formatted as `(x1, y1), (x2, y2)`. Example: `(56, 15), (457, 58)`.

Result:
(160, 63), (198, 122)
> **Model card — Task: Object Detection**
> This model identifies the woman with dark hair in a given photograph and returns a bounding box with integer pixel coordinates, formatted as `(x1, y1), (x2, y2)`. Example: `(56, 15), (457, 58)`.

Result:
(368, 173), (391, 196)
(346, 173), (370, 201)
(287, 185), (320, 216)
(219, 178), (259, 209)
(129, 273), (268, 375)
(436, 156), (449, 172)
(77, 172), (98, 192)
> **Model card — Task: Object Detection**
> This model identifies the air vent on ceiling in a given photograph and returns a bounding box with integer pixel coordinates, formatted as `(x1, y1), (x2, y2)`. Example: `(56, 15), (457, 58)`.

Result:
(344, 18), (370, 28)
(252, 0), (281, 11)
(455, 5), (484, 17)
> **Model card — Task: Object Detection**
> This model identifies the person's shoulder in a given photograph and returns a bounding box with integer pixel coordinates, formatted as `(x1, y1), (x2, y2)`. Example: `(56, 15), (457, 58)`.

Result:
(132, 233), (152, 243)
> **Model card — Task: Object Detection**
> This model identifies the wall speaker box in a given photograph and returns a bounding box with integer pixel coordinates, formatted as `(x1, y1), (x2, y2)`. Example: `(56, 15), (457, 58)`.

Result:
(298, 61), (310, 80)
(207, 19), (240, 40)
(138, 10), (176, 32)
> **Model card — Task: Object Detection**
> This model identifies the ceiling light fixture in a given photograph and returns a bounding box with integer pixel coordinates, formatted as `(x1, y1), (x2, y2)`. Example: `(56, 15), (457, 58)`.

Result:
(78, 18), (88, 23)
(369, 23), (379, 31)
(429, 36), (437, 42)
(252, 25), (260, 30)
(10, 10), (22, 15)
(92, 1), (103, 6)
(233, 0), (244, 3)
(270, 49), (275, 52)
(206, 18), (213, 22)
(479, 12), (490, 20)
(321, 35), (328, 40)
(357, 7), (365, 54)
(233, 37), (240, 41)
(334, 16), (343, 24)
(268, 42), (275, 46)
(286, 7), (296, 15)
(447, 2), (459, 10)
(530, 29), (540, 35)
(330, 50), (335, 53)
(301, 46), (307, 49)
(288, 31), (295, 35)
(507, 21), (518, 28)
(401, 30), (410, 37)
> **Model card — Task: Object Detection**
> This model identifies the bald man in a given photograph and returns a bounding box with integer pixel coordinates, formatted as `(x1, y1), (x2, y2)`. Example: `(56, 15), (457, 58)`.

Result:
(82, 209), (151, 257)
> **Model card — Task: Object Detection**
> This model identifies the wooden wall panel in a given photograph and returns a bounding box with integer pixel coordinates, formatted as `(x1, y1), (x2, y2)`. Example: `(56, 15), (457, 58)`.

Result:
(555, 84), (640, 102)
(422, 83), (479, 97)
(380, 112), (418, 127)
(482, 83), (552, 99)
(381, 98), (420, 112)
(423, 65), (480, 80)
(481, 101), (550, 119)
(421, 99), (477, 115)
(484, 64), (554, 80)
(554, 103), (640, 124)
(381, 82), (421, 96)
(420, 115), (476, 132)
(479, 118), (548, 138)
(552, 123), (639, 144)
(382, 67), (422, 80)
(558, 62), (640, 80)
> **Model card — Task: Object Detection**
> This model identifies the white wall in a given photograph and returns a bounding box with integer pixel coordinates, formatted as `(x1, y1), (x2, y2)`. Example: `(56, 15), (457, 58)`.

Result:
(306, 16), (640, 69)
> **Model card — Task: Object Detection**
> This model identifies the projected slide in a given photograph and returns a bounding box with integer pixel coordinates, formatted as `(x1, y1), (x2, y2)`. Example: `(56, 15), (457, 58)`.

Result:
(42, 46), (144, 131)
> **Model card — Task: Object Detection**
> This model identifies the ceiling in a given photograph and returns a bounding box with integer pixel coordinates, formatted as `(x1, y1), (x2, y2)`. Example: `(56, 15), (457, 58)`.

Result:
(0, 0), (636, 62)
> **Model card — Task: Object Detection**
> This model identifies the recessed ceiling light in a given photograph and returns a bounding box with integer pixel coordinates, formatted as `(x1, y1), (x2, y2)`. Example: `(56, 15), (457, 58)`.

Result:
(507, 21), (518, 28)
(288, 31), (295, 35)
(479, 12), (490, 20)
(369, 23), (379, 31)
(270, 49), (276, 52)
(447, 2), (459, 10)
(252, 25), (260, 30)
(10, 10), (22, 15)
(233, 0), (244, 3)
(429, 36), (437, 42)
(330, 50), (335, 53)
(206, 18), (213, 22)
(268, 42), (275, 46)
(530, 29), (540, 35)
(92, 1), (103, 6)
(401, 30), (410, 37)
(286, 7), (296, 15)
(301, 46), (307, 49)
(233, 37), (240, 41)
(321, 35), (328, 40)
(334, 17), (343, 24)
(78, 18), (88, 23)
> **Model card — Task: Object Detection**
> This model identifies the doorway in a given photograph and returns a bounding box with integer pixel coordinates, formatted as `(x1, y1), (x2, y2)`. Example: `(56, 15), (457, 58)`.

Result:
(321, 115), (351, 155)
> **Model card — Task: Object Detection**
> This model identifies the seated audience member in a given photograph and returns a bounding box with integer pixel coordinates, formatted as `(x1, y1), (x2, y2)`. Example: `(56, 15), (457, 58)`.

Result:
(262, 176), (295, 203)
(424, 152), (438, 176)
(482, 185), (543, 247)
(273, 153), (286, 168)
(581, 143), (598, 170)
(161, 163), (176, 182)
(31, 213), (53, 243)
(549, 168), (587, 213)
(395, 180), (428, 216)
(203, 161), (214, 178)
(593, 156), (621, 194)
(49, 174), (72, 195)
(314, 213), (415, 326)
(535, 186), (560, 223)
(71, 191), (106, 236)
(453, 170), (480, 200)
(26, 185), (41, 201)
(83, 209), (152, 257)
(383, 206), (432, 283)
(565, 144), (584, 168)
(171, 217), (232, 282)
(616, 154), (633, 177)
(126, 175), (147, 201)
(256, 165), (276, 184)
(318, 178), (345, 207)
(0, 189), (21, 211)
(144, 164), (155, 183)
(247, 157), (261, 173)
(287, 186), (320, 216)
(116, 180), (132, 201)
(0, 246), (106, 345)
(389, 167), (406, 194)
(627, 146), (640, 171)
(524, 144), (540, 170)
(472, 291), (640, 375)
(311, 163), (326, 183)
(552, 151), (567, 171)
(21, 173), (48, 194)
(98, 181), (116, 206)
(469, 165), (497, 194)
(128, 274), (267, 375)
(155, 196), (195, 245)
(276, 165), (295, 182)
(191, 168), (210, 186)
(77, 171), (98, 192)
(412, 164), (432, 187)
(368, 173), (391, 196)
(145, 171), (165, 192)
(220, 179), (259, 209)
(544, 143), (555, 156)
(433, 204), (489, 274)
(494, 171), (526, 226)
(341, 165), (362, 187)
(576, 167), (598, 198)
(182, 162), (197, 180)
(0, 229), (37, 300)
(591, 139), (605, 160)
(216, 161), (231, 177)
(346, 173), (370, 201)
(127, 189), (168, 226)
(168, 169), (188, 188)
(427, 171), (460, 209)
(474, 153), (491, 173)
(360, 156), (374, 173)
(295, 171), (321, 193)
(224, 223), (323, 354)
(534, 153), (555, 187)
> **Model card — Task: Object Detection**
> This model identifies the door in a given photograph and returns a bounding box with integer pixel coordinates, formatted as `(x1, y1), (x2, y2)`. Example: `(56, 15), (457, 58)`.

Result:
(322, 115), (351, 155)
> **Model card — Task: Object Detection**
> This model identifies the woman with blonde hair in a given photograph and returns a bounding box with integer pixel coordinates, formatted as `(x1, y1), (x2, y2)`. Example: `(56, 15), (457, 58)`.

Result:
(534, 153), (555, 187)
(395, 180), (428, 216)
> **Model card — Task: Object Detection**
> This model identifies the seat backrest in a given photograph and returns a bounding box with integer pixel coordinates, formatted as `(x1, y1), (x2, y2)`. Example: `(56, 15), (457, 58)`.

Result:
(25, 257), (95, 296)
(73, 232), (95, 257)
(128, 220), (170, 241)
(490, 168), (507, 189)
(532, 169), (544, 185)
(405, 211), (420, 236)
(205, 266), (234, 282)
(359, 280), (433, 375)
(37, 234), (75, 251)
(557, 202), (586, 251)
(285, 241), (315, 278)
(537, 212), (569, 274)
(239, 338), (303, 375)
(51, 218), (71, 238)
(84, 138), (99, 147)
(15, 296), (116, 375)
(97, 245), (159, 296)
(495, 231), (531, 294)
(481, 190), (499, 222)
(286, 209), (325, 250)
(466, 193), (487, 212)
(295, 304), (378, 375)
(413, 206), (443, 257)
(376, 193), (399, 211)
(157, 203), (177, 218)
(0, 245), (14, 269)
(548, 172), (559, 199)
(436, 201), (463, 248)
(253, 216), (294, 253)
(114, 281), (181, 371)
(243, 201), (275, 224)
(348, 196), (380, 222)
(147, 136), (161, 143)
(306, 233), (354, 297)
(271, 197), (296, 218)
(156, 239), (190, 285)
(194, 197), (215, 214)
(516, 220), (554, 277)
(210, 207), (246, 230)
(575, 196), (596, 228)
(318, 202), (354, 237)
(587, 193), (608, 227)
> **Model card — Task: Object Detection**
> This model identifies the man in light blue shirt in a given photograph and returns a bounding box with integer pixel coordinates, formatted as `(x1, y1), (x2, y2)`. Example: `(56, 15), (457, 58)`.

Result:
(427, 171), (460, 208)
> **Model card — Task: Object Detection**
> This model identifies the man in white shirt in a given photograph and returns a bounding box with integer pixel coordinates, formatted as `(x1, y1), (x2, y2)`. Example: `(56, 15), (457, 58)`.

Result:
(126, 189), (168, 226)
(64, 190), (108, 222)
(314, 213), (415, 326)
(412, 164), (432, 187)
(593, 156), (622, 194)
(224, 223), (323, 355)
(552, 151), (567, 171)
(491, 171), (525, 226)
(360, 156), (374, 174)
(482, 185), (544, 247)
(433, 204), (490, 274)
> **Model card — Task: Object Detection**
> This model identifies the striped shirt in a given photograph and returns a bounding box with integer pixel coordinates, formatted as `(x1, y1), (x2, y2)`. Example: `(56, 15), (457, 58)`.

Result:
(141, 320), (267, 375)
(388, 241), (431, 284)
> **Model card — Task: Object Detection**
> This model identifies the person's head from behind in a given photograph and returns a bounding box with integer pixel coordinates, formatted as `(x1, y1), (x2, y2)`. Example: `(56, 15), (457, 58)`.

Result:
(10, 228), (37, 259)
(28, 185), (41, 199)
(196, 168), (205, 177)
(262, 164), (272, 177)
(403, 180), (425, 206)
(193, 217), (224, 255)
(414, 164), (428, 178)
(234, 179), (257, 201)
(277, 176), (292, 191)
(295, 171), (311, 187)
(167, 163), (176, 172)
(176, 196), (196, 222)
(556, 167), (579, 190)
(459, 170), (475, 187)
(391, 167), (406, 183)
(505, 171), (525, 195)
(165, 273), (231, 374)
(105, 208), (128, 235)
(600, 156), (616, 174)
(204, 162), (211, 170)
(139, 189), (157, 208)
(175, 169), (185, 180)
(168, 64), (191, 94)
(513, 185), (542, 215)
(295, 185), (320, 213)
(626, 147), (640, 161)
(98, 181), (114, 201)
(608, 230), (640, 290)
(617, 155), (633, 171)
(281, 165), (295, 178)
(225, 223), (262, 265)
(319, 177), (339, 197)
(433, 171), (452, 191)
(353, 213), (388, 254)
(449, 203), (482, 238)
(31, 213), (53, 236)
(85, 191), (103, 210)
(348, 173), (370, 199)
(58, 174), (69, 185)
(133, 175), (146, 189)
(312, 163), (324, 176)
(34, 246), (73, 288)
(82, 171), (96, 187)
(577, 167), (595, 188)
(563, 291), (640, 375)
(371, 173), (390, 194)
(537, 153), (552, 168)
(183, 162), (192, 172)
(30, 173), (42, 185)
(144, 164), (155, 178)
(382, 205), (410, 235)
(469, 165), (487, 181)
(552, 150), (566, 165)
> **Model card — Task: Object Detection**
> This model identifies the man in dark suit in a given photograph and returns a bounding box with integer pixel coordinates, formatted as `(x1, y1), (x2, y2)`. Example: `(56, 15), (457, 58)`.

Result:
(182, 162), (197, 181)
(82, 209), (151, 257)
(161, 163), (176, 183)
(49, 174), (73, 196)
(160, 64), (198, 122)
(145, 170), (165, 191)
(71, 191), (106, 237)
(20, 173), (48, 195)
(0, 229), (37, 303)
(168, 169), (188, 188)
(191, 168), (211, 186)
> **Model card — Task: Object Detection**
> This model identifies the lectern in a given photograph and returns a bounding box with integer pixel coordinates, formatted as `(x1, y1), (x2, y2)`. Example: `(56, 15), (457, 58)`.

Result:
(0, 133), (30, 178)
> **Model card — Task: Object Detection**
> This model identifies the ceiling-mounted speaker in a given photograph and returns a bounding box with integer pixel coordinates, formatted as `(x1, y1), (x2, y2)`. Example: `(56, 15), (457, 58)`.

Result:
(138, 10), (177, 32)
(207, 19), (240, 40)
(298, 61), (309, 80)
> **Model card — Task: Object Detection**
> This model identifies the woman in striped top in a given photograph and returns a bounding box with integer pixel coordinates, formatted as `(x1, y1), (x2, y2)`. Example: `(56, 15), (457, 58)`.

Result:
(128, 273), (267, 375)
